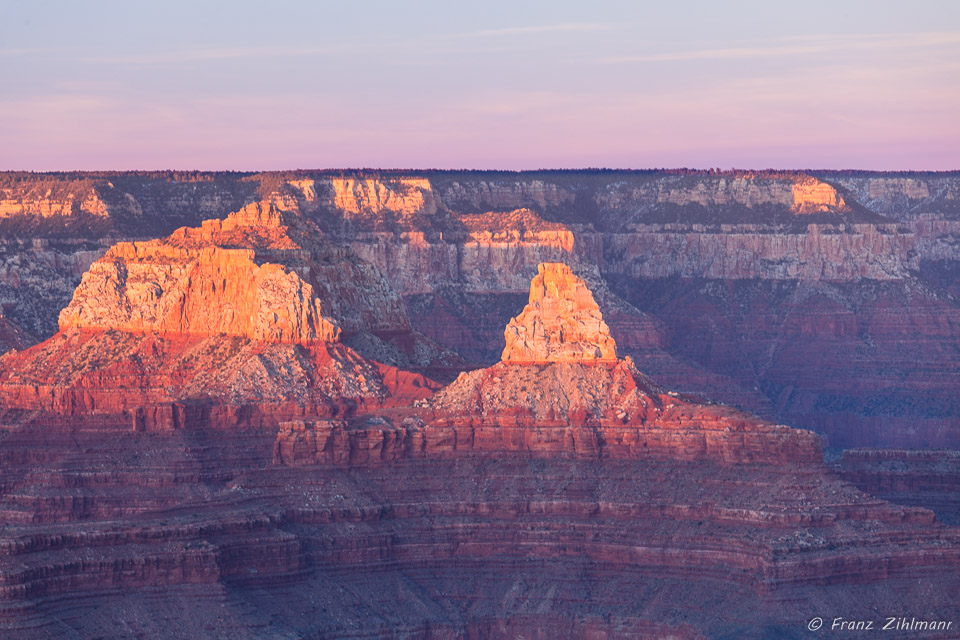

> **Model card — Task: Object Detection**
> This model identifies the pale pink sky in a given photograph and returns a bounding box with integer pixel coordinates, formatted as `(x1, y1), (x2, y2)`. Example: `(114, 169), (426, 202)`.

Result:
(1, 1), (959, 170)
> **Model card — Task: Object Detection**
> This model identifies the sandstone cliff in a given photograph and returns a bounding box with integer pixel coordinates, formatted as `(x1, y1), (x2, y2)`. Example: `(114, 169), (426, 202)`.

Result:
(0, 201), (452, 420)
(501, 263), (617, 363)
(593, 173), (851, 218)
(827, 173), (960, 220)
(59, 242), (341, 344)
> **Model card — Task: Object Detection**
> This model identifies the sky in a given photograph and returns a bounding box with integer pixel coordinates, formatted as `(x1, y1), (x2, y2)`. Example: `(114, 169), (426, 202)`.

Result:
(1, 0), (959, 171)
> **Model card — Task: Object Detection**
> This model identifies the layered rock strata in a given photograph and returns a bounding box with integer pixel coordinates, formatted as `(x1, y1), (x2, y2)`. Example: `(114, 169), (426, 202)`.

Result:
(0, 255), (957, 638)
(423, 263), (822, 466)
(834, 449), (960, 526)
(3, 169), (960, 450)
(0, 202), (447, 423)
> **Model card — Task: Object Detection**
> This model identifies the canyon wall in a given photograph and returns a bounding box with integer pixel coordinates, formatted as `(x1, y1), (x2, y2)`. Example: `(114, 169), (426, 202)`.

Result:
(2, 170), (960, 450)
(0, 234), (959, 638)
(0, 415), (956, 639)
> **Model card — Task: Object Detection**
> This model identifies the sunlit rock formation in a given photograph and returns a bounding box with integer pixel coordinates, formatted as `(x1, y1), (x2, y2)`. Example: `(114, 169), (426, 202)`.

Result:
(501, 262), (617, 363)
(0, 201), (443, 424)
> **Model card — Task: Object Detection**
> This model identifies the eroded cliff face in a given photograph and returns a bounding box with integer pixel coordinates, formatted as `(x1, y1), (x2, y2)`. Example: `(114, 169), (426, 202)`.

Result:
(594, 173), (849, 216)
(2, 169), (960, 451)
(0, 239), (958, 638)
(0, 181), (111, 219)
(8, 417), (957, 639)
(329, 176), (438, 218)
(60, 242), (341, 344)
(0, 200), (449, 420)
(0, 173), (259, 234)
(829, 174), (960, 220)
(501, 263), (617, 363)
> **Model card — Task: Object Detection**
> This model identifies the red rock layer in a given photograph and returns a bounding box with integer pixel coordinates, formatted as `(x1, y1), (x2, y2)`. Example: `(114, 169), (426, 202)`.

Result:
(423, 265), (822, 465)
(275, 401), (822, 467)
(834, 449), (960, 526)
(0, 420), (956, 639)
(0, 329), (437, 427)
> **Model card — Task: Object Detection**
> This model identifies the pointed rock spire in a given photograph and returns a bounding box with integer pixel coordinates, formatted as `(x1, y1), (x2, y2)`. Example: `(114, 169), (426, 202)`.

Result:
(501, 263), (617, 363)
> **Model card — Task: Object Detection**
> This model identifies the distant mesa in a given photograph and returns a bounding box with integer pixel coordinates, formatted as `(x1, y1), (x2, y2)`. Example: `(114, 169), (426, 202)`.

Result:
(791, 176), (849, 214)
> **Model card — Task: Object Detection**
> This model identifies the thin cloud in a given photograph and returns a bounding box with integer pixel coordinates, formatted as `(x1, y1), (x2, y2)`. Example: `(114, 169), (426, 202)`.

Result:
(599, 30), (960, 64)
(75, 23), (614, 66)
(78, 43), (360, 66)
(463, 23), (612, 38)
(0, 48), (52, 56)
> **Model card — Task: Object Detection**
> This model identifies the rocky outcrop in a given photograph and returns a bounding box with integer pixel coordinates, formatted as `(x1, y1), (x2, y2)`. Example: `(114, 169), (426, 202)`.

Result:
(428, 263), (823, 465)
(791, 176), (848, 213)
(0, 181), (110, 219)
(593, 173), (852, 219)
(328, 176), (438, 219)
(501, 263), (616, 363)
(828, 174), (960, 220)
(3, 169), (960, 451)
(59, 242), (341, 344)
(0, 201), (448, 420)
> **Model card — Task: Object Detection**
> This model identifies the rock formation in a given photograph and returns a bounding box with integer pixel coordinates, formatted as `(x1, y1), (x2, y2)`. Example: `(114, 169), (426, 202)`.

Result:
(791, 176), (848, 213)
(0, 201), (447, 423)
(2, 168), (960, 451)
(501, 263), (617, 363)
(329, 176), (438, 219)
(60, 242), (341, 344)
(59, 204), (341, 344)
(427, 262), (823, 465)
(0, 232), (957, 638)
